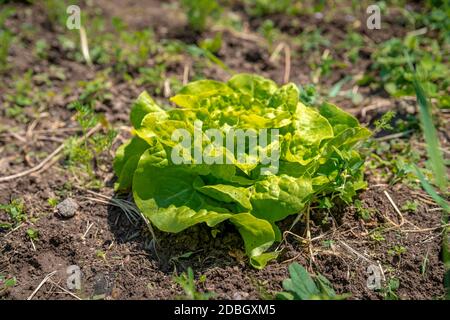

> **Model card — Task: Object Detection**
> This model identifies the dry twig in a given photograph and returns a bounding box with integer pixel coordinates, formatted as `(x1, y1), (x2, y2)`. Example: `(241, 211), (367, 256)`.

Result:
(27, 271), (57, 300)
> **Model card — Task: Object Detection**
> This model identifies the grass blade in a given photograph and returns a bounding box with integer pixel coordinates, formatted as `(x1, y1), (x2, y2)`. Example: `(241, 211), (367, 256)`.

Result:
(413, 79), (447, 190)
(406, 52), (449, 298)
(410, 165), (450, 213)
(406, 51), (448, 191)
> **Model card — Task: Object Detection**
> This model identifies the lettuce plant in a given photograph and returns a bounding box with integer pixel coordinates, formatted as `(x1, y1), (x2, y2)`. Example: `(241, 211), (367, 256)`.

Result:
(114, 74), (370, 269)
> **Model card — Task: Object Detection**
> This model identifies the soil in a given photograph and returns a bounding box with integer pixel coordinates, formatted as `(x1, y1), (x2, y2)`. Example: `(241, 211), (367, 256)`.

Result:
(0, 0), (448, 300)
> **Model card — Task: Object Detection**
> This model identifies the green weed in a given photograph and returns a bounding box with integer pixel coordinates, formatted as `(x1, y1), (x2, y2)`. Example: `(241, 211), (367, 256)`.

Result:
(174, 267), (214, 300)
(26, 228), (39, 241)
(0, 198), (26, 226)
(0, 275), (16, 294)
(181, 0), (221, 32)
(370, 229), (386, 242)
(382, 278), (400, 300)
(0, 7), (15, 72)
(64, 102), (117, 187)
(277, 263), (349, 300)
(371, 36), (449, 108)
(354, 199), (374, 221)
(244, 0), (300, 16)
(401, 200), (418, 213)
(388, 245), (407, 257)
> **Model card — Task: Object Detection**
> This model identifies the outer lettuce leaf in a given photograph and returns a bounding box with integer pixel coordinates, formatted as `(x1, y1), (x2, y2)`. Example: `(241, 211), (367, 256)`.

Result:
(130, 91), (165, 129)
(251, 175), (313, 222)
(319, 102), (360, 135)
(227, 73), (278, 100)
(170, 80), (234, 108)
(132, 146), (276, 268)
(229, 213), (277, 269)
(196, 184), (253, 211)
(113, 136), (149, 191)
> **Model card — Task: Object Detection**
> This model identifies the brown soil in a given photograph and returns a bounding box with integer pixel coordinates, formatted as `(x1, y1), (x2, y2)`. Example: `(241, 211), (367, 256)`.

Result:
(0, 0), (447, 300)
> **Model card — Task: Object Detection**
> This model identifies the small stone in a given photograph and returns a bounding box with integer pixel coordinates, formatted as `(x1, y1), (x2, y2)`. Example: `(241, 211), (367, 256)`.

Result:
(56, 198), (79, 218)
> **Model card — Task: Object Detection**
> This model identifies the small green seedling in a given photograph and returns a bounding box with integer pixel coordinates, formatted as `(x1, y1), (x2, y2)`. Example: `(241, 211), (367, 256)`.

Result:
(199, 33), (222, 54)
(181, 0), (221, 32)
(401, 200), (418, 213)
(374, 111), (396, 134)
(245, 0), (299, 16)
(322, 240), (335, 249)
(370, 230), (386, 242)
(382, 278), (400, 300)
(4, 71), (34, 121)
(47, 198), (59, 208)
(0, 8), (15, 72)
(174, 267), (214, 300)
(421, 250), (429, 276)
(34, 39), (49, 59)
(0, 275), (17, 294)
(296, 29), (330, 53)
(169, 251), (195, 269)
(64, 102), (117, 186)
(276, 263), (349, 300)
(258, 20), (279, 47)
(354, 199), (374, 221)
(136, 65), (166, 93)
(26, 228), (39, 241)
(0, 198), (26, 226)
(388, 245), (407, 257)
(95, 250), (107, 261)
(339, 31), (364, 62)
